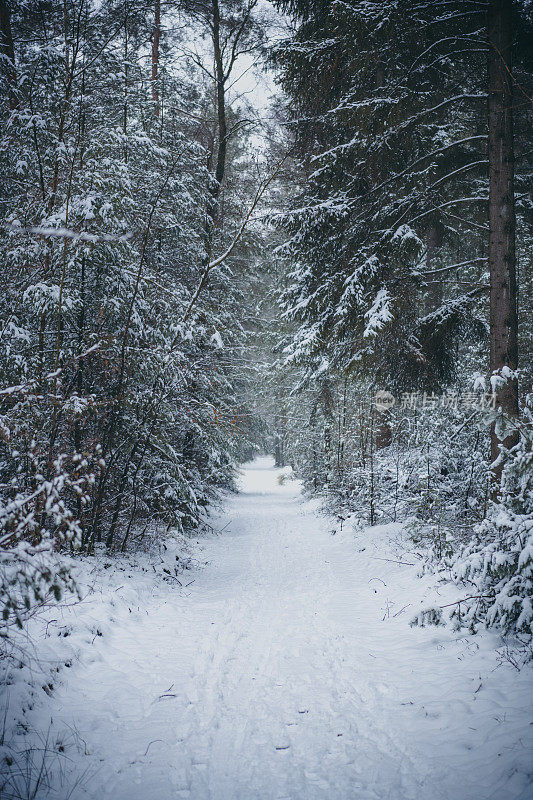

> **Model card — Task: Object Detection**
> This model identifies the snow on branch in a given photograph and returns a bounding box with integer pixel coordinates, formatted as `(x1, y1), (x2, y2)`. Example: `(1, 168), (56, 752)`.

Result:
(4, 223), (134, 244)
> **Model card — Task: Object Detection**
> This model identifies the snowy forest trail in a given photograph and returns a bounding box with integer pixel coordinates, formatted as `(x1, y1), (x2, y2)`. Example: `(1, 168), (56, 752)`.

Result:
(47, 458), (531, 800)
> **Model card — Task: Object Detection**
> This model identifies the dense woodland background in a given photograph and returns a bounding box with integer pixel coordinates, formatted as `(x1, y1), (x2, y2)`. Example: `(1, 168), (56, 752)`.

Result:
(0, 0), (532, 649)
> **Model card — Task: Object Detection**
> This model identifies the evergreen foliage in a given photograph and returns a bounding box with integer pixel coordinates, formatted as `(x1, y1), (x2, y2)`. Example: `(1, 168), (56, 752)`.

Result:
(0, 0), (267, 628)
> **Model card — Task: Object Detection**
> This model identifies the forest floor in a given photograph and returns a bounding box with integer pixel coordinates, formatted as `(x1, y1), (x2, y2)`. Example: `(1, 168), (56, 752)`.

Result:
(2, 457), (532, 800)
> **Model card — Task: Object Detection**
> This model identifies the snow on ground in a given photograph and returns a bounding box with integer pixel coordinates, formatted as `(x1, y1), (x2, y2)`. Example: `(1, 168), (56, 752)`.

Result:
(2, 457), (532, 800)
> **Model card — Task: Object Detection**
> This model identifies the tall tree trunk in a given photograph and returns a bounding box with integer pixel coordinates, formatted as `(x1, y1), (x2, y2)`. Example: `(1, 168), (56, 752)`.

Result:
(374, 410), (392, 450)
(211, 0), (227, 223)
(0, 0), (17, 108)
(151, 0), (160, 117)
(369, 404), (375, 525)
(425, 219), (444, 313)
(487, 0), (519, 489)
(274, 434), (283, 468)
(123, 3), (129, 162)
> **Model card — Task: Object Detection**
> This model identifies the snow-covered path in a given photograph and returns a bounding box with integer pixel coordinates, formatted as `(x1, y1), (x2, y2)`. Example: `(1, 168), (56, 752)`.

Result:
(42, 458), (532, 799)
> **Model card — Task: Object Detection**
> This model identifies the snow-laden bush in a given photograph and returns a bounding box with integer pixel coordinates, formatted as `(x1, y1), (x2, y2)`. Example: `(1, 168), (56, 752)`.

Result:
(0, 438), (94, 634)
(414, 402), (533, 642)
(277, 466), (295, 485)
(448, 417), (533, 636)
(448, 509), (532, 634)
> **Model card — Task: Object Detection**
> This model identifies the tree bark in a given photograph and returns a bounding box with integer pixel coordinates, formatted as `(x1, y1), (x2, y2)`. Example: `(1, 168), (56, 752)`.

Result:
(0, 0), (17, 108)
(425, 219), (444, 313)
(374, 411), (392, 450)
(211, 0), (227, 223)
(151, 0), (160, 116)
(487, 0), (519, 488)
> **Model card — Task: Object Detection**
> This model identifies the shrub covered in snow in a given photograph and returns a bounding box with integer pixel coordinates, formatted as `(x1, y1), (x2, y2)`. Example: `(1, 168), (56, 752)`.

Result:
(277, 466), (295, 485)
(449, 508), (532, 634)
(447, 414), (533, 636)
(0, 425), (95, 634)
(413, 404), (533, 642)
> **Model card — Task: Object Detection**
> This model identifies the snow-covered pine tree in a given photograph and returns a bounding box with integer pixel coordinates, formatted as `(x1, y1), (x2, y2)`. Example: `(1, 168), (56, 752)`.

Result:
(271, 0), (532, 634)
(0, 0), (266, 624)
